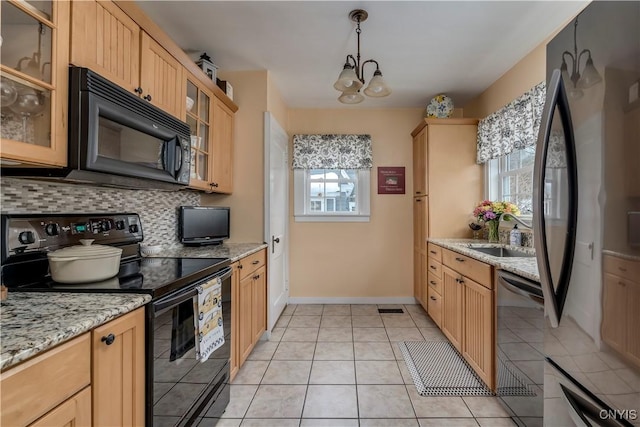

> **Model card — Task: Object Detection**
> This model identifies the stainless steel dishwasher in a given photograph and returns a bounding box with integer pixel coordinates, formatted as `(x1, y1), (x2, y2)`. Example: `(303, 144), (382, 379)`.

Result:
(495, 269), (545, 427)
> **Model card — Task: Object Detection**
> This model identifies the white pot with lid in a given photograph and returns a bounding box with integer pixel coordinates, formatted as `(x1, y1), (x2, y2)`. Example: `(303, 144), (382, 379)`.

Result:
(47, 239), (122, 283)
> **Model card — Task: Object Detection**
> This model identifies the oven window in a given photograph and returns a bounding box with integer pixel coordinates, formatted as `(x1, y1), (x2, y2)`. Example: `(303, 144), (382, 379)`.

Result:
(170, 299), (196, 361)
(98, 116), (164, 170)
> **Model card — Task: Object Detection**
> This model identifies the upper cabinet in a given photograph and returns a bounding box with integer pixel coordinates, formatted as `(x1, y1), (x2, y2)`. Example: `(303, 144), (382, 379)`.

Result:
(70, 1), (183, 118)
(185, 71), (213, 191)
(211, 97), (234, 193)
(0, 0), (70, 166)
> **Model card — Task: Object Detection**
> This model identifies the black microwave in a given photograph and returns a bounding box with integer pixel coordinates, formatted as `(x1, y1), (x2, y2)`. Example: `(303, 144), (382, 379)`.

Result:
(4, 66), (191, 189)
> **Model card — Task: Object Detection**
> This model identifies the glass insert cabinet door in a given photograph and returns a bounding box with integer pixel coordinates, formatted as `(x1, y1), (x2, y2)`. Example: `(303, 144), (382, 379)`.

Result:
(185, 73), (213, 190)
(0, 0), (69, 166)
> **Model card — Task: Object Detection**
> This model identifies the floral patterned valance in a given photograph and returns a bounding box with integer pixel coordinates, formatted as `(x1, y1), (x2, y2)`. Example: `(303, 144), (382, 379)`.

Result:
(292, 134), (373, 169)
(476, 82), (546, 164)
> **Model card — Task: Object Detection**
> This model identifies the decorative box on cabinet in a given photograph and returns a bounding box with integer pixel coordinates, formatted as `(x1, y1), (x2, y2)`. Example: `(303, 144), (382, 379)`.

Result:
(0, 0), (70, 167)
(70, 0), (183, 118)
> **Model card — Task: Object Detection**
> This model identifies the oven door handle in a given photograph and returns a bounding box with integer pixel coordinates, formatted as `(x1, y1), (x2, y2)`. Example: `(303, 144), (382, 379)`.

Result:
(153, 266), (233, 315)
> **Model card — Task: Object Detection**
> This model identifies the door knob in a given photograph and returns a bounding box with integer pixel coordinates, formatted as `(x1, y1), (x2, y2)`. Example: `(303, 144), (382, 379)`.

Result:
(272, 236), (280, 254)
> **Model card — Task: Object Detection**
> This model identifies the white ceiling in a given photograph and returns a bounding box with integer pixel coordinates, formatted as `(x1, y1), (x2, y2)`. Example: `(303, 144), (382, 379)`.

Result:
(136, 1), (588, 109)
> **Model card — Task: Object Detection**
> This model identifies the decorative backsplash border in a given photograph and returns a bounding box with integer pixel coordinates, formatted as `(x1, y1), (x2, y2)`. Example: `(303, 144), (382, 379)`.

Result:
(0, 178), (200, 248)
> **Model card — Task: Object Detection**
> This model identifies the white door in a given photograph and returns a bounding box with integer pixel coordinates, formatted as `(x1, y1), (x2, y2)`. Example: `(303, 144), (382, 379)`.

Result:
(264, 112), (289, 331)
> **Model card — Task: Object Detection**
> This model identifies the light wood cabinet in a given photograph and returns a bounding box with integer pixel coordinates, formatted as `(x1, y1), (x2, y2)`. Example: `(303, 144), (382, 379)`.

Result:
(232, 249), (268, 376)
(92, 307), (146, 427)
(442, 265), (463, 351)
(69, 0), (139, 93)
(0, 307), (145, 426)
(211, 97), (235, 193)
(230, 261), (240, 381)
(70, 1), (183, 117)
(1, 334), (91, 427)
(411, 119), (481, 306)
(1, 0), (70, 167)
(435, 244), (496, 390)
(602, 255), (640, 367)
(29, 387), (92, 427)
(413, 196), (427, 306)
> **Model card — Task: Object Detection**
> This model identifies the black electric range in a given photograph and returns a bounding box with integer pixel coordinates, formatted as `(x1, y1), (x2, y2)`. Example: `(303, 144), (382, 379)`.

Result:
(1, 212), (230, 298)
(1, 213), (233, 426)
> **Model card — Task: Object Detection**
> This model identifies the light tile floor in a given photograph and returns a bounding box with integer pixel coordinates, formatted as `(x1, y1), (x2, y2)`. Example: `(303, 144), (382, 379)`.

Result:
(207, 304), (518, 427)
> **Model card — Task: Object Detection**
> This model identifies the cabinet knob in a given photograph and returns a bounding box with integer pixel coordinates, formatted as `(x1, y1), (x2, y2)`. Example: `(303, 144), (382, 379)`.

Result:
(238, 264), (243, 269)
(143, 94), (152, 102)
(253, 275), (260, 280)
(101, 333), (116, 345)
(210, 182), (219, 188)
(134, 87), (143, 94)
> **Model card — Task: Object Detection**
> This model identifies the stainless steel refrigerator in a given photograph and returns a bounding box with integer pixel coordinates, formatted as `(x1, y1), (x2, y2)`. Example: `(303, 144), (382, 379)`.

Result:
(534, 1), (640, 425)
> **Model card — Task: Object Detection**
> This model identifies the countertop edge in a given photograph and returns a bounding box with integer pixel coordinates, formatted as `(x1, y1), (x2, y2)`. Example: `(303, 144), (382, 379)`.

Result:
(428, 238), (540, 282)
(1, 293), (151, 371)
(148, 242), (268, 262)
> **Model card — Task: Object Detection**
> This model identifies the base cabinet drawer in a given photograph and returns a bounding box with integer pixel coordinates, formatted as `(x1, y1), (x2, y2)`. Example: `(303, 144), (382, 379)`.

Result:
(1, 334), (91, 427)
(427, 287), (442, 328)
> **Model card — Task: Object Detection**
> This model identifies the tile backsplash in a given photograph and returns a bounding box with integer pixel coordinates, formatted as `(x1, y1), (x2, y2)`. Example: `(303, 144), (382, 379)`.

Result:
(0, 178), (200, 248)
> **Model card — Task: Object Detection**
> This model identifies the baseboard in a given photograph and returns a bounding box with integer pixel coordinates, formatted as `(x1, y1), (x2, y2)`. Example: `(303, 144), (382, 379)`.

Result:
(287, 296), (418, 305)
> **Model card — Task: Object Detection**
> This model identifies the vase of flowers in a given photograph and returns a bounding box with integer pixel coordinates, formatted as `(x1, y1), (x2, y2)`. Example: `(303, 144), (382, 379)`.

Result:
(473, 200), (521, 243)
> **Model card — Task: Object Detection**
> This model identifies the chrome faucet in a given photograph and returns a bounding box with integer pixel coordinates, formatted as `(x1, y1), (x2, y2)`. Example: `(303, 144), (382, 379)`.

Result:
(501, 214), (533, 230)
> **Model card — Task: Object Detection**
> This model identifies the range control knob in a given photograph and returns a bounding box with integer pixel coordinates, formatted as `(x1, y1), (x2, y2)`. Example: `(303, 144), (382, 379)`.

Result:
(129, 224), (139, 233)
(44, 223), (60, 236)
(18, 231), (36, 244)
(101, 220), (112, 232)
(115, 220), (125, 230)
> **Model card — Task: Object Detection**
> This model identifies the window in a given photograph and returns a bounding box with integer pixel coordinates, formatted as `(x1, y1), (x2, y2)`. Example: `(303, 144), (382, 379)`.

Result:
(294, 168), (370, 222)
(486, 147), (535, 216)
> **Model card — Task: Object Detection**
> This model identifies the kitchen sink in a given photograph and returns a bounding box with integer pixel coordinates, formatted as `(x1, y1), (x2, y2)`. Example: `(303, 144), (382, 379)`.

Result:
(469, 247), (535, 258)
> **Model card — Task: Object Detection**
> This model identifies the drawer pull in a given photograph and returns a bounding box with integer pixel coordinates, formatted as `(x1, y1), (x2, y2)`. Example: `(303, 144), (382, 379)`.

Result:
(618, 281), (626, 287)
(101, 334), (116, 346)
(430, 250), (437, 254)
(619, 267), (627, 272)
(455, 257), (465, 262)
(252, 260), (260, 265)
(429, 280), (436, 286)
(430, 265), (436, 270)
(430, 296), (437, 301)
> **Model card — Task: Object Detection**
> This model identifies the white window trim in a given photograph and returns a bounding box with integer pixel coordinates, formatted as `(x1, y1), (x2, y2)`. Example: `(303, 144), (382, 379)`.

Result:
(294, 169), (371, 222)
(486, 155), (534, 219)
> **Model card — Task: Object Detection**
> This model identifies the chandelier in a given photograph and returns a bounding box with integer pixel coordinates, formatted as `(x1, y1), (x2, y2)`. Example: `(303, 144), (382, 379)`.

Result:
(561, 14), (602, 100)
(333, 9), (391, 104)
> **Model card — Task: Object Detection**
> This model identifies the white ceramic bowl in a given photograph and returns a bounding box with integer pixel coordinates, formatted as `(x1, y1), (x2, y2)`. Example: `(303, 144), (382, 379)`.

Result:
(141, 245), (162, 257)
(47, 239), (122, 283)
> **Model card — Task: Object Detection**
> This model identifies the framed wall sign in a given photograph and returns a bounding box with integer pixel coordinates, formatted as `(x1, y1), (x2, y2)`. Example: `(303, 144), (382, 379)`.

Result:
(377, 166), (405, 194)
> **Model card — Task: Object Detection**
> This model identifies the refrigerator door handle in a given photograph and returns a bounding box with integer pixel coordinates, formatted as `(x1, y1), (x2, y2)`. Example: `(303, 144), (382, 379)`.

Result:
(533, 69), (579, 328)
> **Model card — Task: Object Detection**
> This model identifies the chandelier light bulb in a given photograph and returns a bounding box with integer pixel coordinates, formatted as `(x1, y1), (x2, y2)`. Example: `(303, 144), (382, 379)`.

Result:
(338, 89), (364, 104)
(364, 70), (391, 97)
(577, 56), (602, 89)
(334, 64), (362, 92)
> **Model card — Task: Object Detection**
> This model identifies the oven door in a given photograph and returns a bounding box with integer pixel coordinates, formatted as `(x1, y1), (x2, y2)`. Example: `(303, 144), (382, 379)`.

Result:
(149, 266), (232, 427)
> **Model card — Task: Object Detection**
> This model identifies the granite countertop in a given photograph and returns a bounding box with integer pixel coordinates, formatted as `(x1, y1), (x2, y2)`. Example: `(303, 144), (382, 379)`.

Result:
(602, 249), (640, 262)
(147, 242), (268, 262)
(1, 292), (151, 371)
(428, 238), (540, 282)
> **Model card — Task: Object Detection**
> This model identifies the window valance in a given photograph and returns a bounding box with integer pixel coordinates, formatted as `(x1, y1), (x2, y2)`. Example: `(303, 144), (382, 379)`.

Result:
(292, 134), (373, 169)
(476, 82), (546, 164)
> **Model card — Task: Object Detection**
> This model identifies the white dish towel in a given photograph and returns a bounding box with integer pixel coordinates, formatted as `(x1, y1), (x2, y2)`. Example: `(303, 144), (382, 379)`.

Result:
(193, 276), (225, 362)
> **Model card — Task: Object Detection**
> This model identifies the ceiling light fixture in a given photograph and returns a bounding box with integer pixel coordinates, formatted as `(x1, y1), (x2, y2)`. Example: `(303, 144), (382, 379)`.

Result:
(560, 14), (602, 100)
(334, 9), (391, 104)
